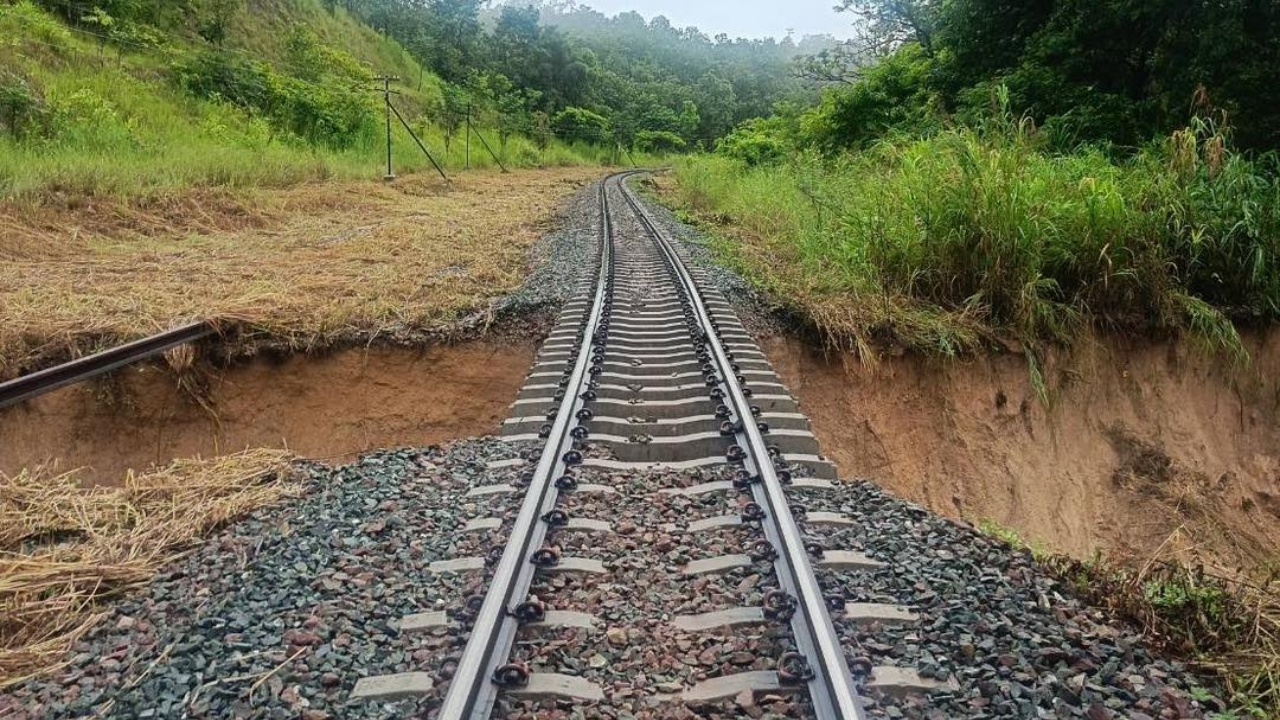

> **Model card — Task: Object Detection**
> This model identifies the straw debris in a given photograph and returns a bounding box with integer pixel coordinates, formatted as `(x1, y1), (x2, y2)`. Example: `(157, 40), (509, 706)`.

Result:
(0, 450), (302, 688)
(0, 167), (602, 379)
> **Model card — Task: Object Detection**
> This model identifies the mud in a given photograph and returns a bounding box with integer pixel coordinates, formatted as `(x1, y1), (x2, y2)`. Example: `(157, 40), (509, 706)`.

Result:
(765, 331), (1280, 572)
(0, 342), (535, 486)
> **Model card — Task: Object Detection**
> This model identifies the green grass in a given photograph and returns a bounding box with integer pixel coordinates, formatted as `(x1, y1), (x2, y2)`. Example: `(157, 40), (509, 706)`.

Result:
(670, 118), (1280, 364)
(0, 1), (625, 199)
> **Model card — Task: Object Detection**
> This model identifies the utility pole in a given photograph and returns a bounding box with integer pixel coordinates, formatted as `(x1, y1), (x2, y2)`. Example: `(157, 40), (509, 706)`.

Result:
(363, 75), (447, 182)
(465, 101), (472, 170)
(375, 75), (400, 180)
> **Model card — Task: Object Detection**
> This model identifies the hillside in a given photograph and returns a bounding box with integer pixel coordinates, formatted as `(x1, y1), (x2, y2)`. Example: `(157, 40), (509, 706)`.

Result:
(0, 0), (611, 198)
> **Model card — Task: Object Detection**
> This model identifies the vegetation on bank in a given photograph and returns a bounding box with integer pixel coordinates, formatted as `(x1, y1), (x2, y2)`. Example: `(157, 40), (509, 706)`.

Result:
(674, 111), (1280, 369)
(668, 0), (1280, 372)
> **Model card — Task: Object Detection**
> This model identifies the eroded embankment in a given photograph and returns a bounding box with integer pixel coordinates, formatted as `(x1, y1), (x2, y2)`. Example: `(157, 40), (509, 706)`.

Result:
(764, 331), (1280, 572)
(0, 341), (535, 486)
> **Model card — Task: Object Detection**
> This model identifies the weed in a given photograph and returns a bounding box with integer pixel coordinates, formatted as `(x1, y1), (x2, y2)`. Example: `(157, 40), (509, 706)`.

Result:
(976, 519), (1049, 562)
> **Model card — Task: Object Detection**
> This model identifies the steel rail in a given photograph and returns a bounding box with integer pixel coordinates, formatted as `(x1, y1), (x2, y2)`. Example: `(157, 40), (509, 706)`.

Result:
(619, 178), (868, 720)
(436, 175), (620, 719)
(0, 322), (215, 411)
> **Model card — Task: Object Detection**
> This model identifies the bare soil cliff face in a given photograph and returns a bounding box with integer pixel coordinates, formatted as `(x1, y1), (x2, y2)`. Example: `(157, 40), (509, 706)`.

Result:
(0, 343), (535, 486)
(765, 331), (1280, 572)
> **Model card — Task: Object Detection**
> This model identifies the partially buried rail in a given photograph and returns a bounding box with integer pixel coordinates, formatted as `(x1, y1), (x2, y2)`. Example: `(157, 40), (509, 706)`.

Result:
(0, 322), (215, 411)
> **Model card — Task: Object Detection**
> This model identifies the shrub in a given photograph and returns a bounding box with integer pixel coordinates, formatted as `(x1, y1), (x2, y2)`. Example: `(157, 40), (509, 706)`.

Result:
(716, 118), (788, 166)
(0, 74), (46, 140)
(171, 51), (375, 148)
(634, 129), (685, 154)
(551, 106), (610, 144)
(48, 87), (133, 147)
(798, 44), (938, 153)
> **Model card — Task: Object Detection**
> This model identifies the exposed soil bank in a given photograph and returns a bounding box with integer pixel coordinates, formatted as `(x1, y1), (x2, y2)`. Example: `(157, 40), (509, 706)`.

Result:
(765, 331), (1280, 572)
(0, 342), (534, 486)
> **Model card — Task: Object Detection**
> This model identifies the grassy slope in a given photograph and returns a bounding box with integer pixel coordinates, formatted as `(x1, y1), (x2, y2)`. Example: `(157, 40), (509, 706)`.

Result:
(0, 0), (614, 198)
(668, 125), (1280, 373)
(229, 0), (435, 96)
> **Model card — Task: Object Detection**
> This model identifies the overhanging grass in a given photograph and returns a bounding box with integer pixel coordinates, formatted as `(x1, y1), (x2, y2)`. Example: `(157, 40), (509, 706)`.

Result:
(668, 122), (1280, 366)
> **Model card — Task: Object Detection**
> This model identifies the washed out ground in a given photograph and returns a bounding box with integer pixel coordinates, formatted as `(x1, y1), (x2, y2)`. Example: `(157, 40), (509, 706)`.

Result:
(0, 170), (605, 689)
(1, 175), (1224, 720)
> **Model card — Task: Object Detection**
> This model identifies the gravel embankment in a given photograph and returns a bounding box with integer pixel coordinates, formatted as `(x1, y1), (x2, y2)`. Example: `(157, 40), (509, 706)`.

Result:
(804, 482), (1219, 719)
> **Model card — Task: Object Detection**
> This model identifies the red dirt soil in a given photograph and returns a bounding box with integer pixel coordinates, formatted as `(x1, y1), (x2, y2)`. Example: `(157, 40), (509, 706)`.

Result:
(0, 342), (535, 487)
(766, 330), (1280, 573)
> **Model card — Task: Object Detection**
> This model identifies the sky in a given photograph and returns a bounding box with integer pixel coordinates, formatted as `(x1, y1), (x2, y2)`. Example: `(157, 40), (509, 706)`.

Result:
(574, 1), (855, 40)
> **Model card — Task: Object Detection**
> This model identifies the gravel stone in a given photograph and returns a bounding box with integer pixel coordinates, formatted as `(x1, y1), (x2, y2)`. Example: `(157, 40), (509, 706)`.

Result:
(0, 173), (1225, 720)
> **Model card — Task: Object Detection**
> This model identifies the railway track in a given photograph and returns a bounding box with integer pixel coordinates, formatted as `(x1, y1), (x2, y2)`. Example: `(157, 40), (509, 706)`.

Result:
(352, 173), (944, 718)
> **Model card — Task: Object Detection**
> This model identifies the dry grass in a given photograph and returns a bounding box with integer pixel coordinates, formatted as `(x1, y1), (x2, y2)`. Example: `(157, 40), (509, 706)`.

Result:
(0, 167), (605, 379)
(981, 516), (1280, 716)
(0, 450), (302, 688)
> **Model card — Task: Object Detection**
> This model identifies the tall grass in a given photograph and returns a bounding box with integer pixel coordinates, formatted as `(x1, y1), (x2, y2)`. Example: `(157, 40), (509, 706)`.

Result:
(672, 118), (1280, 363)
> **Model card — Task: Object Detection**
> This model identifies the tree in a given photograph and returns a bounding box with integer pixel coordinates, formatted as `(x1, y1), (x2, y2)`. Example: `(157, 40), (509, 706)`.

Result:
(195, 0), (243, 46)
(439, 85), (469, 158)
(552, 106), (609, 143)
(425, 0), (483, 83)
(634, 129), (685, 153)
(836, 0), (941, 57)
(694, 72), (736, 142)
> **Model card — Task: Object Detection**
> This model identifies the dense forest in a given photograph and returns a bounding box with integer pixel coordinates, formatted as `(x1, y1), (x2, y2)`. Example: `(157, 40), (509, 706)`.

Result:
(785, 0), (1280, 153)
(330, 0), (829, 150)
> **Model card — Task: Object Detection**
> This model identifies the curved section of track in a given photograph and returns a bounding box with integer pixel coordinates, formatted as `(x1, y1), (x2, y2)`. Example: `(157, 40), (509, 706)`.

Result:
(436, 172), (866, 719)
(343, 173), (938, 718)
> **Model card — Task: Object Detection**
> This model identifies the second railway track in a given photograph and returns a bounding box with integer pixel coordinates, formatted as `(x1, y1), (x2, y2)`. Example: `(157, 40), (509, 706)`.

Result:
(353, 172), (946, 719)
